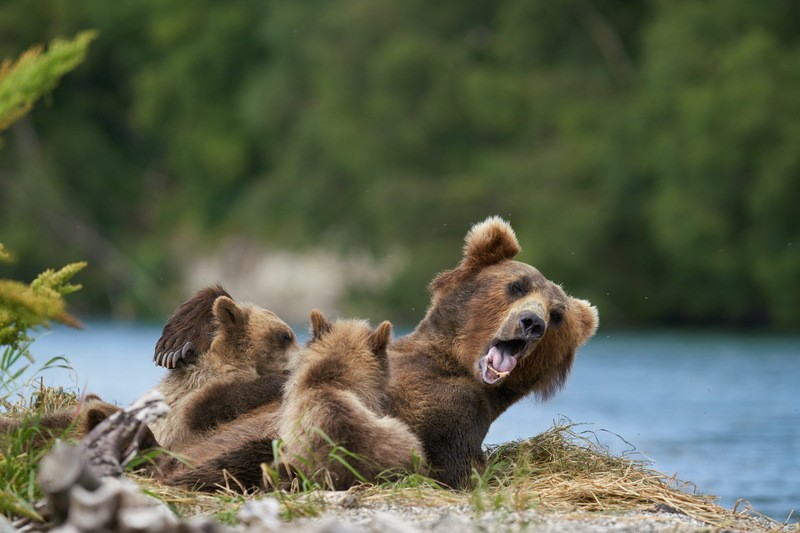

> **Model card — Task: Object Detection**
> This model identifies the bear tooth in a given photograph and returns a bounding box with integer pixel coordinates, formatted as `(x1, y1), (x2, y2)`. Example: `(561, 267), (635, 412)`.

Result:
(488, 363), (510, 378)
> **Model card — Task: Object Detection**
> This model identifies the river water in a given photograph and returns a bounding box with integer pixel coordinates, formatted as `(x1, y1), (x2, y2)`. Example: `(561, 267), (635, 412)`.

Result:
(23, 323), (799, 523)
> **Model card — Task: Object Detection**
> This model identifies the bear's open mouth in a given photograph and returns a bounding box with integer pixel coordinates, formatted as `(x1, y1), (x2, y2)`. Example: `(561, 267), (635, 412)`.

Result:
(478, 338), (527, 385)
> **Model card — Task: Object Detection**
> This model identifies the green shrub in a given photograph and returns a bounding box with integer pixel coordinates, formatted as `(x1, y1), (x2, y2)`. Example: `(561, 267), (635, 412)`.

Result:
(0, 31), (93, 519)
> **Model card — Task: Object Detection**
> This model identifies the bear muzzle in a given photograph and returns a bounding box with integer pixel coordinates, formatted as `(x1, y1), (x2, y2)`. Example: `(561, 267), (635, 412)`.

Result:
(478, 306), (547, 385)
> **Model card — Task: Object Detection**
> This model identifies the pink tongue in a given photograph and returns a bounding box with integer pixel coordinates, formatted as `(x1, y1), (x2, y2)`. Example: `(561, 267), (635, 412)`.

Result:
(487, 345), (517, 373)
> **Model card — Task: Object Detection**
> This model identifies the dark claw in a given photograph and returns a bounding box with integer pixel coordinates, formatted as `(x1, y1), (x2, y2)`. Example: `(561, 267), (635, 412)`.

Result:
(154, 343), (198, 369)
(152, 284), (229, 371)
(181, 342), (195, 360)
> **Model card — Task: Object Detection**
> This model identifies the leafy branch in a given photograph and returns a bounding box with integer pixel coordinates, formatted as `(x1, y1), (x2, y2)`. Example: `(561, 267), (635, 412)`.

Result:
(0, 30), (97, 132)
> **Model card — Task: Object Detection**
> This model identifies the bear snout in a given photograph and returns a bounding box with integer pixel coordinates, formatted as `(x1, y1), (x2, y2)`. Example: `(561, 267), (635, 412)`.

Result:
(518, 311), (546, 340)
(498, 301), (547, 341)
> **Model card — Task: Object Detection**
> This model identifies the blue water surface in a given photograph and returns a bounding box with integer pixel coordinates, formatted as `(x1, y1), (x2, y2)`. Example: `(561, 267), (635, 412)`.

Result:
(23, 323), (799, 523)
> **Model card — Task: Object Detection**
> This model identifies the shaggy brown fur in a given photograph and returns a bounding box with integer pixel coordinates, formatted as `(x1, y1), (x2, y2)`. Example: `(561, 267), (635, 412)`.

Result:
(163, 313), (425, 491)
(278, 311), (424, 489)
(155, 402), (282, 488)
(154, 284), (230, 369)
(385, 216), (598, 487)
(149, 291), (298, 450)
(159, 217), (597, 491)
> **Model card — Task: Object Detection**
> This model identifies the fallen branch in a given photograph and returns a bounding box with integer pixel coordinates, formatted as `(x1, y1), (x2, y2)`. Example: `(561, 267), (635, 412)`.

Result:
(25, 391), (191, 532)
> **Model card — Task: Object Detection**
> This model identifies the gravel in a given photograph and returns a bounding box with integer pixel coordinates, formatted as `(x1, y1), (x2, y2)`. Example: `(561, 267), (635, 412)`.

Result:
(236, 492), (788, 533)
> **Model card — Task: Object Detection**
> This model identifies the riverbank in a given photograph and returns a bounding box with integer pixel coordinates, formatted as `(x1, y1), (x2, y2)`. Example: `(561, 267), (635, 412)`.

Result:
(140, 482), (788, 533)
(246, 499), (787, 532)
(1, 392), (793, 532)
(134, 423), (792, 533)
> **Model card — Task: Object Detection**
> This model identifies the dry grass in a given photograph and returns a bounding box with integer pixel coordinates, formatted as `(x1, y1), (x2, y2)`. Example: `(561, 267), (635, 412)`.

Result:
(482, 421), (769, 529)
(125, 420), (789, 532)
(134, 480), (256, 524)
(0, 378), (80, 416)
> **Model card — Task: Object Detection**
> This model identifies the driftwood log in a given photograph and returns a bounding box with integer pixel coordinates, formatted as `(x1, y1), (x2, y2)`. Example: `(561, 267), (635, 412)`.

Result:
(22, 391), (219, 533)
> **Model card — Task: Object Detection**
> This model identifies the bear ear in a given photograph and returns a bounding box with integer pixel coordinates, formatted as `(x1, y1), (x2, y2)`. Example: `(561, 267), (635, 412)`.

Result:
(567, 297), (599, 346)
(369, 320), (392, 355)
(310, 309), (332, 341)
(462, 216), (521, 270)
(429, 217), (521, 295)
(530, 297), (599, 401)
(213, 296), (246, 335)
(84, 407), (110, 432)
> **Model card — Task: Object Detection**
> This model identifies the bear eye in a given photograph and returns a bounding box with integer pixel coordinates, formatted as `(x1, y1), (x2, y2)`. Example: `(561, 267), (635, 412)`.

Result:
(549, 309), (564, 326)
(276, 331), (294, 346)
(508, 281), (527, 298)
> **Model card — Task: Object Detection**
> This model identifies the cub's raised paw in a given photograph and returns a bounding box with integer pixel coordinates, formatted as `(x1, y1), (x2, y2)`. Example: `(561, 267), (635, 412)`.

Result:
(154, 341), (196, 369)
(152, 284), (230, 369)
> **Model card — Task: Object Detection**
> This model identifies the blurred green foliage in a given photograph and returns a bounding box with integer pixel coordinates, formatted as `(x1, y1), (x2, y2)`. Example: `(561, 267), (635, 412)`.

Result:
(0, 30), (96, 132)
(0, 30), (90, 348)
(0, 0), (798, 329)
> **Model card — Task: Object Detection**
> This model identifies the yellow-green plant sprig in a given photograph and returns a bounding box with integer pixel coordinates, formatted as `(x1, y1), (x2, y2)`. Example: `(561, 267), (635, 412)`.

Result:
(0, 30), (98, 132)
(0, 258), (86, 349)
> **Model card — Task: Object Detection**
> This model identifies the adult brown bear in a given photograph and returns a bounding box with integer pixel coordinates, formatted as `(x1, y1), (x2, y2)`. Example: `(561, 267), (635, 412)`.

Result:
(384, 216), (598, 487)
(158, 217), (598, 490)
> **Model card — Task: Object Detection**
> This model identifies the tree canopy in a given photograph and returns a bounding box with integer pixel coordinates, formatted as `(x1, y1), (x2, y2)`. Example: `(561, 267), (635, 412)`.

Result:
(0, 0), (798, 329)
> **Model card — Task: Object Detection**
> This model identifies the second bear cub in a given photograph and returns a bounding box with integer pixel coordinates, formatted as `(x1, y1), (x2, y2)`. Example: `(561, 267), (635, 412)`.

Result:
(150, 290), (297, 450)
(279, 311), (425, 489)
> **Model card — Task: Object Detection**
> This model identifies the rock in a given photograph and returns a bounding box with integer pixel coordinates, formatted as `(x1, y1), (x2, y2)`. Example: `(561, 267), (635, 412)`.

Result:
(239, 497), (283, 532)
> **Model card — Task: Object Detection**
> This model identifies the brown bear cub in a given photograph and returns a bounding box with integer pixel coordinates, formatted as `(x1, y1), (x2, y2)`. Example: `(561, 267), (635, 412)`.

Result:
(158, 312), (425, 491)
(0, 395), (154, 448)
(149, 286), (298, 450)
(278, 311), (425, 489)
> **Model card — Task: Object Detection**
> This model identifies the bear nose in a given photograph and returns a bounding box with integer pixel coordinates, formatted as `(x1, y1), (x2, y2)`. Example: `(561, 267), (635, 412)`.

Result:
(519, 312), (546, 339)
